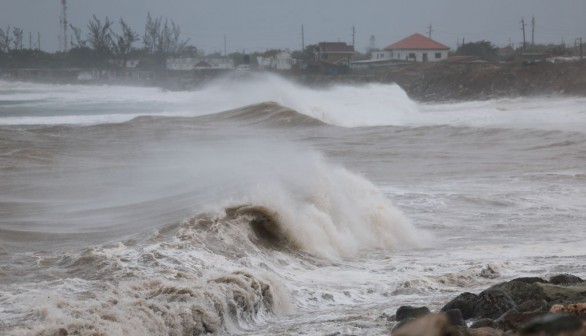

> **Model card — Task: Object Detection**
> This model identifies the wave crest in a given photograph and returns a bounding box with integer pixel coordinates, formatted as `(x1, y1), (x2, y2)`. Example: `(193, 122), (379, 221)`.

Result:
(178, 150), (429, 260)
(206, 102), (327, 127)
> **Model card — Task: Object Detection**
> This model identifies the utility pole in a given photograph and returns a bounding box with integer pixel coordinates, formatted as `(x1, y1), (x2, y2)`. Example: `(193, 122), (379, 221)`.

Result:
(577, 37), (583, 60)
(301, 24), (305, 50)
(223, 35), (227, 56)
(352, 26), (355, 47)
(531, 16), (536, 45)
(521, 18), (527, 53)
(427, 24), (433, 39)
(37, 32), (41, 50)
(60, 0), (68, 52)
(29, 32), (32, 50)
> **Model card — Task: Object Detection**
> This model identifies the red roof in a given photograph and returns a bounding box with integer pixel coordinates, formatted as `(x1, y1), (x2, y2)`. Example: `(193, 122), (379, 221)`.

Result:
(384, 33), (449, 51)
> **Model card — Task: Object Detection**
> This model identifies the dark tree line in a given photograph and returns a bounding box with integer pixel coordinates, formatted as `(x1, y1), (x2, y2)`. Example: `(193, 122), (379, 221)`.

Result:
(0, 26), (26, 52)
(1, 13), (194, 70)
(456, 40), (498, 61)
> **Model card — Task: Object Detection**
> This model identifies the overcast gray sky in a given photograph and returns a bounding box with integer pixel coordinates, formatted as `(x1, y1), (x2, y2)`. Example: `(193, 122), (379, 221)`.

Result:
(1, 0), (585, 53)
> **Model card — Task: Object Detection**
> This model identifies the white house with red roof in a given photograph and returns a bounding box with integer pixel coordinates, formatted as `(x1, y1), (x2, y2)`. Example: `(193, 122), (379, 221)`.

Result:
(372, 33), (450, 62)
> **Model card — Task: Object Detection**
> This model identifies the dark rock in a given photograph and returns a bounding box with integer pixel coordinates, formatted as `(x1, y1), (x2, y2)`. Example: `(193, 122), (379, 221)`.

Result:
(445, 309), (466, 326)
(549, 273), (584, 285)
(490, 280), (548, 306)
(441, 292), (479, 320)
(474, 289), (516, 320)
(396, 305), (430, 321)
(520, 313), (582, 335)
(508, 277), (548, 285)
(498, 311), (545, 332)
(539, 283), (586, 304)
(470, 319), (497, 329)
(516, 299), (547, 313)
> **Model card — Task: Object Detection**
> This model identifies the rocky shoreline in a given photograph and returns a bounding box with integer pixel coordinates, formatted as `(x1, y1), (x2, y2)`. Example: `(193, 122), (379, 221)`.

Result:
(390, 274), (586, 335)
(293, 61), (586, 102)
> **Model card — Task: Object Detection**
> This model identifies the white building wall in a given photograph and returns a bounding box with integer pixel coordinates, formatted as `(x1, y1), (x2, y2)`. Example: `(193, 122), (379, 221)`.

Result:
(370, 49), (448, 62)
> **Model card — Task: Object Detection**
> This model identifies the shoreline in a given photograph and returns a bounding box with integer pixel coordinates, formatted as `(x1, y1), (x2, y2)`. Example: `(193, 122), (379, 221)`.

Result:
(2, 61), (586, 103)
(390, 274), (586, 335)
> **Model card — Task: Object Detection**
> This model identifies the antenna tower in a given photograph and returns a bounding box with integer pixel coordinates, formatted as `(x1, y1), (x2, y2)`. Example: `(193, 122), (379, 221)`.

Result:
(60, 0), (68, 52)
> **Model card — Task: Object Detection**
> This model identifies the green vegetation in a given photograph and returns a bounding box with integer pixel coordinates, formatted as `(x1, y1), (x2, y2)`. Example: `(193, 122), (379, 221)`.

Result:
(456, 40), (498, 61)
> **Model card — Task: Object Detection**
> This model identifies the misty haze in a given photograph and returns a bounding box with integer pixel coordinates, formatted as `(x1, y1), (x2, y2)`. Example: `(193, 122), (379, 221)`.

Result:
(1, 1), (586, 336)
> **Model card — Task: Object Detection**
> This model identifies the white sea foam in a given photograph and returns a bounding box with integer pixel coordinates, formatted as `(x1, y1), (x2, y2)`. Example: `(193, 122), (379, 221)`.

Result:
(0, 75), (418, 127)
(186, 73), (419, 127)
(3, 76), (586, 131)
(417, 97), (586, 132)
(214, 147), (429, 259)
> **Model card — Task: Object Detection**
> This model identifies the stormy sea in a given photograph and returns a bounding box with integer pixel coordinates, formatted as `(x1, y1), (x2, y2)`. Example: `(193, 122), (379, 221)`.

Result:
(1, 74), (585, 335)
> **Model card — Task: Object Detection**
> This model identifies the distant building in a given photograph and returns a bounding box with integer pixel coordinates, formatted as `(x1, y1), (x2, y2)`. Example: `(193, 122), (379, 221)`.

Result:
(166, 57), (234, 70)
(257, 50), (293, 70)
(315, 42), (355, 65)
(372, 33), (450, 62)
(125, 59), (140, 68)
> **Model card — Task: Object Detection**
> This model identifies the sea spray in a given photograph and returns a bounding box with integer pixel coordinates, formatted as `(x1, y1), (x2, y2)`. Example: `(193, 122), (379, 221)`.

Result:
(0, 75), (420, 127)
(213, 149), (428, 259)
(192, 73), (420, 127)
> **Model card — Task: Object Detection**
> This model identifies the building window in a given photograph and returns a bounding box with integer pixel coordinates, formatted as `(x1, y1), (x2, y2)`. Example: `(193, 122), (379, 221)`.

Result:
(409, 53), (416, 60)
(435, 53), (442, 59)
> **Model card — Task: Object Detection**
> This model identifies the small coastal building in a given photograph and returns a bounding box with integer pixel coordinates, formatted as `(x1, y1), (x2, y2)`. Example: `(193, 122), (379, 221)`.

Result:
(315, 42), (355, 65)
(166, 57), (234, 71)
(256, 50), (293, 70)
(372, 33), (450, 62)
(125, 59), (140, 68)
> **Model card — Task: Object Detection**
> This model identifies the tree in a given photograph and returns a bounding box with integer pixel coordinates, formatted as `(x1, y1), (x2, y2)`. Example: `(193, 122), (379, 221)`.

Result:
(113, 18), (139, 67)
(86, 15), (114, 56)
(143, 12), (161, 54)
(292, 44), (317, 64)
(0, 26), (13, 52)
(456, 40), (498, 61)
(69, 24), (86, 48)
(143, 12), (189, 56)
(12, 27), (24, 50)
